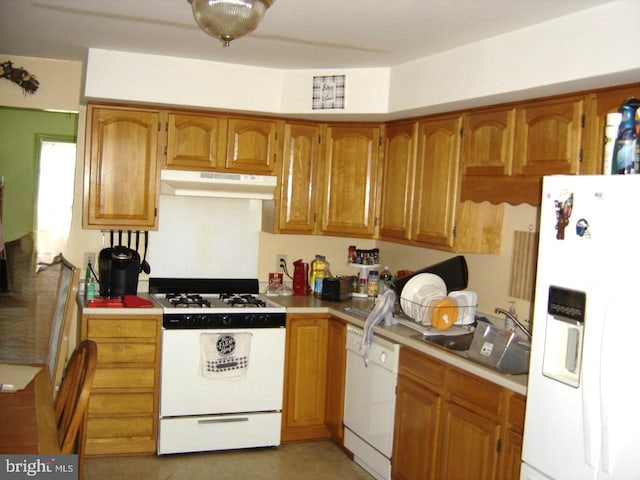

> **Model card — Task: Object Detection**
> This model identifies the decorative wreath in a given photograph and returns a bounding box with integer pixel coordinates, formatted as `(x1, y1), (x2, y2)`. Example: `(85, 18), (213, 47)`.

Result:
(0, 60), (39, 95)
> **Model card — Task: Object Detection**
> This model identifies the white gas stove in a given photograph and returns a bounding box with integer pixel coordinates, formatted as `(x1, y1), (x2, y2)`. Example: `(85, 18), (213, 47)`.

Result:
(150, 277), (286, 455)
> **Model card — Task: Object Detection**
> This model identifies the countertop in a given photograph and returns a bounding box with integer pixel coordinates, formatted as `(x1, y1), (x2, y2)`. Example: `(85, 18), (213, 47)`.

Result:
(77, 292), (527, 396)
(270, 294), (528, 396)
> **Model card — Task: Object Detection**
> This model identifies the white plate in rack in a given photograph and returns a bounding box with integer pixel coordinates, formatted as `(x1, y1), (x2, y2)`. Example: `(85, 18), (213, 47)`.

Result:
(400, 273), (446, 322)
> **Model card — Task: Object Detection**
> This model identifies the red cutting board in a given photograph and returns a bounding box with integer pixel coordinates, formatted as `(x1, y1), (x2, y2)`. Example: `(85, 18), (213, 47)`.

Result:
(123, 295), (154, 308)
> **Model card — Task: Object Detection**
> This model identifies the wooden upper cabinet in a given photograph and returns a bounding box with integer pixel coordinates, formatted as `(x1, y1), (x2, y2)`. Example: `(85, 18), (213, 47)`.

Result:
(411, 115), (462, 248)
(583, 82), (640, 175)
(462, 95), (585, 206)
(84, 105), (161, 229)
(165, 112), (227, 170)
(320, 125), (381, 238)
(513, 95), (584, 176)
(276, 122), (322, 234)
(379, 121), (417, 241)
(226, 117), (280, 173)
(461, 107), (515, 177)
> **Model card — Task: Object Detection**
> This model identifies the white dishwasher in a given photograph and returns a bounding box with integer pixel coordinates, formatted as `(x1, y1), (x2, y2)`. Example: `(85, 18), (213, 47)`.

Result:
(343, 324), (400, 480)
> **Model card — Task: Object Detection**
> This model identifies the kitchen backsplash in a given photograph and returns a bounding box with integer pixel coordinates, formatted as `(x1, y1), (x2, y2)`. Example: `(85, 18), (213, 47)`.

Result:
(148, 195), (262, 279)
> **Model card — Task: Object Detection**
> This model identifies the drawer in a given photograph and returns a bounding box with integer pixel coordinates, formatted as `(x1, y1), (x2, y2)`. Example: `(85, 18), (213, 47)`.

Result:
(86, 416), (155, 439)
(86, 316), (159, 339)
(93, 367), (156, 389)
(447, 368), (503, 419)
(399, 347), (446, 390)
(85, 436), (156, 456)
(88, 392), (155, 415)
(96, 342), (157, 364)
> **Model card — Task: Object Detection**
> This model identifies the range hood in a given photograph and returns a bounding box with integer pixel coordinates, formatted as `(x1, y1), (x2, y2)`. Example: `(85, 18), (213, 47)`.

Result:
(160, 169), (277, 200)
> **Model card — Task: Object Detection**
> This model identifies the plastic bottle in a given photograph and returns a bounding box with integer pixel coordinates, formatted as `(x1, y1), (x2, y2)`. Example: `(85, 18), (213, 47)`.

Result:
(367, 270), (379, 297)
(311, 255), (330, 298)
(85, 264), (96, 300)
(379, 266), (394, 295)
(612, 98), (640, 174)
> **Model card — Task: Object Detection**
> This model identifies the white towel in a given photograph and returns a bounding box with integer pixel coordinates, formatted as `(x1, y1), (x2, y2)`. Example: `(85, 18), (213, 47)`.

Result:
(360, 289), (397, 366)
(199, 332), (252, 379)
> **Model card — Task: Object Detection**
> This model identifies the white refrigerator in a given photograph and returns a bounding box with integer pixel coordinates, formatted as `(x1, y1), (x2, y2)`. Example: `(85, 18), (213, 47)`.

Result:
(521, 175), (640, 479)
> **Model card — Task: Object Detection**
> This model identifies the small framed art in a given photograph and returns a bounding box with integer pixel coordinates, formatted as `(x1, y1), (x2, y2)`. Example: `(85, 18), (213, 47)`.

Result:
(312, 75), (345, 110)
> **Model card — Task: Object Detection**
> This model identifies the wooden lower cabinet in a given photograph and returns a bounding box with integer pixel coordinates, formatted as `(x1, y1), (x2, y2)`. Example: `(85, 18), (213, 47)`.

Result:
(393, 374), (442, 480)
(79, 313), (161, 456)
(392, 347), (524, 480)
(281, 313), (330, 442)
(325, 317), (347, 444)
(281, 314), (347, 444)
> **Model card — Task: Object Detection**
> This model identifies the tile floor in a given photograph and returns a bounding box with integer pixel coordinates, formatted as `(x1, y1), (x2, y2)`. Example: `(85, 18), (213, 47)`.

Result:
(84, 440), (374, 480)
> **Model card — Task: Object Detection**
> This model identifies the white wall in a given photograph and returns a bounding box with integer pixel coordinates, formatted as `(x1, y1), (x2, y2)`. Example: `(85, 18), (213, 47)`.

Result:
(83, 0), (639, 120)
(389, 0), (640, 117)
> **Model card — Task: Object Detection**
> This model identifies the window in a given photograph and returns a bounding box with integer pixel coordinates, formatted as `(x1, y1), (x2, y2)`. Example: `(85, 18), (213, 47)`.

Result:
(35, 137), (76, 267)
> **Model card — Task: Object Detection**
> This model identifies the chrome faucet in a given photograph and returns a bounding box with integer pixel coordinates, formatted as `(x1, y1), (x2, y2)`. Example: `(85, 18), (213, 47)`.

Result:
(494, 307), (532, 339)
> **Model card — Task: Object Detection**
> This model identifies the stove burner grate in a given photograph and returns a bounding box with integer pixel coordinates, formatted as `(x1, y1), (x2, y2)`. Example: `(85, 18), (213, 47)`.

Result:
(166, 293), (211, 308)
(220, 293), (267, 308)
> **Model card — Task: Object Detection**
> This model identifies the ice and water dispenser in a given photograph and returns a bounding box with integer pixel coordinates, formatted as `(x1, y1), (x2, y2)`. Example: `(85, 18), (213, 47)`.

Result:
(542, 286), (586, 388)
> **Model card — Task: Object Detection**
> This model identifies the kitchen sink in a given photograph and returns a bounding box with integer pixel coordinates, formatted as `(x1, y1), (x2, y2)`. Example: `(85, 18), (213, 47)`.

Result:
(412, 332), (474, 351)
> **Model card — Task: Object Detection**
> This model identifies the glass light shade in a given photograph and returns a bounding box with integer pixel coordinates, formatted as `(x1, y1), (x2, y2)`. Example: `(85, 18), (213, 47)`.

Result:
(190, 0), (272, 47)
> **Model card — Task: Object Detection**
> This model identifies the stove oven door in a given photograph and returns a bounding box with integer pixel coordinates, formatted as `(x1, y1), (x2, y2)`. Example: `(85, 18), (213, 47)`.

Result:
(160, 328), (285, 417)
(158, 327), (286, 454)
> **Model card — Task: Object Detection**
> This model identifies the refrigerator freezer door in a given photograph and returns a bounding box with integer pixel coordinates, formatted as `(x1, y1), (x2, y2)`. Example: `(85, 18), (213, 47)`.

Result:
(522, 175), (640, 479)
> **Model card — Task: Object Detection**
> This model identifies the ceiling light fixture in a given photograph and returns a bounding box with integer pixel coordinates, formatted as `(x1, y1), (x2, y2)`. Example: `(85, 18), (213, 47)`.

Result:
(188, 0), (273, 47)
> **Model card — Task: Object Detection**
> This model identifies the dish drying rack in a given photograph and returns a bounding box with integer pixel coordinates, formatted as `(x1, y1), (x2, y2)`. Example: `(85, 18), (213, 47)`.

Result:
(399, 293), (477, 329)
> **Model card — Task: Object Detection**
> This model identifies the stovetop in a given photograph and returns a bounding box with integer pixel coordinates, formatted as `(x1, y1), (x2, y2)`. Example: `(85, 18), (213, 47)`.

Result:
(153, 292), (284, 312)
(149, 277), (286, 329)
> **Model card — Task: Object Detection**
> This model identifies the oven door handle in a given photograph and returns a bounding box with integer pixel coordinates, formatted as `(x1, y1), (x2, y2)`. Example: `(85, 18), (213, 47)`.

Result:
(197, 417), (250, 425)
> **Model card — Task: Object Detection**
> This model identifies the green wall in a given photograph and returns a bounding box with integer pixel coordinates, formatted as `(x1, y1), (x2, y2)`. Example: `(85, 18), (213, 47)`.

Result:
(0, 107), (78, 242)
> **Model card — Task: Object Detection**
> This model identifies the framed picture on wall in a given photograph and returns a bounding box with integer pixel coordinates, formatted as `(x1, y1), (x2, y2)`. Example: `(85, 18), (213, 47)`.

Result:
(312, 75), (346, 110)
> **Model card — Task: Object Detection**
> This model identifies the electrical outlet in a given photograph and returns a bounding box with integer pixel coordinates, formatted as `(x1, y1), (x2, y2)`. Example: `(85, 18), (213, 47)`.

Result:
(276, 254), (287, 272)
(84, 252), (96, 268)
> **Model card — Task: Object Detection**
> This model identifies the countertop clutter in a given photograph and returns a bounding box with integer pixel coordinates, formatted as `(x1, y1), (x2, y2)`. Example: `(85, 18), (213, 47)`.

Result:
(77, 292), (527, 395)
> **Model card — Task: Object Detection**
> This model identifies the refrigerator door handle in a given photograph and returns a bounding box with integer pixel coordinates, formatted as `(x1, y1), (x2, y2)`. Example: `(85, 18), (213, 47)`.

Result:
(582, 375), (597, 468)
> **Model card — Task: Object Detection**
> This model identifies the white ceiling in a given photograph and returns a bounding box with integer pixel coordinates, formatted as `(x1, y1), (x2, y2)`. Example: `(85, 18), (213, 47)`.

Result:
(0, 0), (619, 69)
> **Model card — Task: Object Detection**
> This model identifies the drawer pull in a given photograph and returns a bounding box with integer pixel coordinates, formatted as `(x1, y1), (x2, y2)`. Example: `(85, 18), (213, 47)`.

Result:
(197, 417), (249, 425)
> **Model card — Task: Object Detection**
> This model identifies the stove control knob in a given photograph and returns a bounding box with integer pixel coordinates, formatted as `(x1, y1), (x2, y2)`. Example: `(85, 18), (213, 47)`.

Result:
(258, 314), (268, 324)
(221, 315), (232, 326)
(246, 314), (256, 325)
(184, 315), (197, 326)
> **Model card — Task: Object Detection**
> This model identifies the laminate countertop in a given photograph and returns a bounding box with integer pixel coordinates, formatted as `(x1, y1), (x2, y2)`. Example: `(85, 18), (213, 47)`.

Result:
(77, 293), (527, 396)
(269, 294), (528, 396)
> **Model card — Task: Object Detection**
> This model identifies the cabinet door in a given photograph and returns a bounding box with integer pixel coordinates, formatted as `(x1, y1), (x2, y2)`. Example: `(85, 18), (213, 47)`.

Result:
(226, 117), (280, 173)
(166, 112), (227, 170)
(277, 122), (322, 234)
(513, 96), (584, 176)
(411, 115), (462, 247)
(281, 314), (329, 442)
(379, 122), (417, 241)
(583, 83), (640, 174)
(462, 107), (515, 177)
(321, 125), (381, 237)
(392, 376), (442, 480)
(437, 402), (501, 480)
(84, 106), (161, 229)
(325, 317), (346, 444)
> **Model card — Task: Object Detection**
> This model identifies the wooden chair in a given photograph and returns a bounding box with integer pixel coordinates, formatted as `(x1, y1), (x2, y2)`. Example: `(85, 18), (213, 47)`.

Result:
(46, 256), (80, 398)
(54, 339), (97, 477)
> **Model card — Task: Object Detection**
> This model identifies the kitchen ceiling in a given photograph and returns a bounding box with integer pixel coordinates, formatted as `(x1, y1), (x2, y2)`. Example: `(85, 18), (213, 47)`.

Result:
(1, 0), (619, 69)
